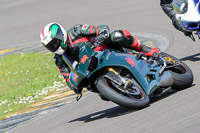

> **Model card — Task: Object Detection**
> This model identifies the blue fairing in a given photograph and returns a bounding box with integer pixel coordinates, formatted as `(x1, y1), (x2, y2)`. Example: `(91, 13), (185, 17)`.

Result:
(182, 21), (200, 30)
(194, 0), (200, 14)
(183, 0), (200, 30)
(173, 0), (200, 31)
(194, 0), (200, 6)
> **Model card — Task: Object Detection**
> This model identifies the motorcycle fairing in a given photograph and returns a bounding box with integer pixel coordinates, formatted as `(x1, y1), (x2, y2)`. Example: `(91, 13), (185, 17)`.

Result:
(64, 43), (162, 95)
(88, 49), (161, 95)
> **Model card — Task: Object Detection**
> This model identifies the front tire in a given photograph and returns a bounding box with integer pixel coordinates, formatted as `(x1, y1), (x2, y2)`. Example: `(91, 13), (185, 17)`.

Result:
(96, 75), (149, 109)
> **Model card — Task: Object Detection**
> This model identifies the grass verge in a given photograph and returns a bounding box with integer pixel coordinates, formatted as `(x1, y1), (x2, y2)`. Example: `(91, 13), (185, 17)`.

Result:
(0, 52), (66, 120)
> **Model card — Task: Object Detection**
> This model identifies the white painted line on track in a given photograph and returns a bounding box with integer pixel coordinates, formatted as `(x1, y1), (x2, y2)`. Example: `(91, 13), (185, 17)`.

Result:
(131, 32), (169, 52)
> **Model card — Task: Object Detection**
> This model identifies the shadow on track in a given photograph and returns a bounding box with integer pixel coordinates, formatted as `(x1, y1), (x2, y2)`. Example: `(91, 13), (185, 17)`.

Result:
(150, 90), (177, 104)
(150, 84), (195, 104)
(69, 85), (195, 124)
(180, 53), (200, 62)
(68, 106), (135, 123)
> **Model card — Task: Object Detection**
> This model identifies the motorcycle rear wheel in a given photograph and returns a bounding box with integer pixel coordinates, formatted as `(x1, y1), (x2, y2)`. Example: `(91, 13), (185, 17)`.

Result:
(96, 74), (149, 109)
(161, 52), (193, 90)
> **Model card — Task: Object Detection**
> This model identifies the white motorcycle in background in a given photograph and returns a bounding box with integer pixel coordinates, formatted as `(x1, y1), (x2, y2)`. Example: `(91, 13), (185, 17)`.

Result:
(173, 0), (200, 41)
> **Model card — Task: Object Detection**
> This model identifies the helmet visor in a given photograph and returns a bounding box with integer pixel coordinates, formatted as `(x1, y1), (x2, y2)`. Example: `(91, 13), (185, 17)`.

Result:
(43, 27), (64, 52)
(44, 38), (62, 52)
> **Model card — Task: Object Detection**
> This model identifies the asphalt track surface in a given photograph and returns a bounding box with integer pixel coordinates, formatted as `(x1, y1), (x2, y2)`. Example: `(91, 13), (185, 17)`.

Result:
(1, 0), (200, 133)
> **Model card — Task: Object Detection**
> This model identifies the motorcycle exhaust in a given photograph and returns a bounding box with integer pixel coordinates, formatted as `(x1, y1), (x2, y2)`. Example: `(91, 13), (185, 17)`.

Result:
(159, 71), (173, 88)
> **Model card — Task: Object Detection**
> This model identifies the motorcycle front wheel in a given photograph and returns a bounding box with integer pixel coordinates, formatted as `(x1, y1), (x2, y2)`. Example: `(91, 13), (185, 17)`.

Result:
(96, 74), (149, 109)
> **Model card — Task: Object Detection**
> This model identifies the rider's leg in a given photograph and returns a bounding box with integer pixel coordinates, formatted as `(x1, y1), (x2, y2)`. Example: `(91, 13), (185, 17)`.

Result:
(107, 30), (160, 57)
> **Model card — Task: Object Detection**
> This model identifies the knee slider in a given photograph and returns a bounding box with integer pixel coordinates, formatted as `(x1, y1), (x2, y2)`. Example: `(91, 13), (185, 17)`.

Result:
(111, 30), (124, 42)
(110, 30), (133, 47)
(112, 30), (132, 41)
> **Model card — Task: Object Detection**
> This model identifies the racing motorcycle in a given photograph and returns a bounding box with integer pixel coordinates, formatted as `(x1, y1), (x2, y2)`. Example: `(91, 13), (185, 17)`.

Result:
(173, 0), (200, 41)
(62, 42), (193, 109)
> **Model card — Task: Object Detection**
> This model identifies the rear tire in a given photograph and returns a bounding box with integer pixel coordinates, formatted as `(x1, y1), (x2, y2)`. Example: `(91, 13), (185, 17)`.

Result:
(96, 75), (149, 109)
(161, 52), (193, 90)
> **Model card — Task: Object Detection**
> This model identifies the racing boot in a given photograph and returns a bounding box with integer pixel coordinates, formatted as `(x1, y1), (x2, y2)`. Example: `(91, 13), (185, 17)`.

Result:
(140, 44), (160, 58)
(131, 36), (160, 58)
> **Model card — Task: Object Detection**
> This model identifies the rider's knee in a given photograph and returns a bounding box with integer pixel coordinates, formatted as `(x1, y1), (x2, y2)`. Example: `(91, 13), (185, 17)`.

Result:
(110, 30), (133, 47)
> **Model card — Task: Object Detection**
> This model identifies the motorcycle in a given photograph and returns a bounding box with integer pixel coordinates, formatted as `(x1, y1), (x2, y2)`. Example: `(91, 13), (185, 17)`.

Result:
(62, 42), (193, 109)
(173, 0), (200, 41)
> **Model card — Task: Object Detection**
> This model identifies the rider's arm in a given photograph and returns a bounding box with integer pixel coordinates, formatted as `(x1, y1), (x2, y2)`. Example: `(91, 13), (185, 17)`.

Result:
(160, 0), (172, 4)
(160, 0), (183, 32)
(54, 54), (82, 94)
(160, 0), (174, 20)
(53, 54), (73, 90)
(73, 24), (110, 36)
(160, 0), (191, 36)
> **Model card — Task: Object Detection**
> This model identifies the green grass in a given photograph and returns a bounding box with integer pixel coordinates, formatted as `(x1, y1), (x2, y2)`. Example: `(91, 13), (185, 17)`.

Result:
(0, 52), (66, 120)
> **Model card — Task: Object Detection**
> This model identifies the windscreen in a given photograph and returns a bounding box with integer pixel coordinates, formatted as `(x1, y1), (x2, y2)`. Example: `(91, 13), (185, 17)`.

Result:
(172, 0), (188, 14)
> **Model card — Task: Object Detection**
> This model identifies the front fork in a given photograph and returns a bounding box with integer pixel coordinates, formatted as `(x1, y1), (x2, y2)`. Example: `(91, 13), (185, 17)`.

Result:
(106, 67), (141, 96)
(107, 67), (133, 88)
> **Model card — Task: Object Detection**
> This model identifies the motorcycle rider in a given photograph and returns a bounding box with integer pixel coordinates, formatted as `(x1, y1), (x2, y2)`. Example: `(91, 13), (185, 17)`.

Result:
(160, 0), (192, 36)
(40, 22), (160, 95)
